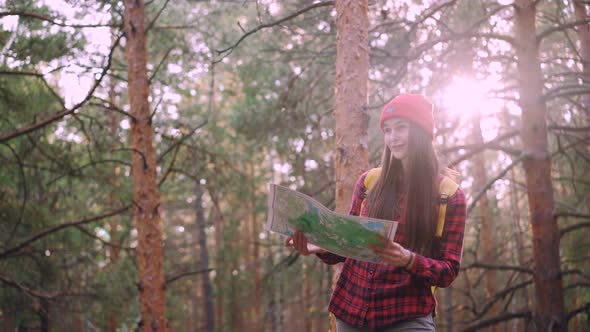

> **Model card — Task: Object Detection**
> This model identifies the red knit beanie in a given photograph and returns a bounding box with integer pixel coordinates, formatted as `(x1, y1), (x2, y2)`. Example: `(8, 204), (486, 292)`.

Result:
(379, 93), (434, 138)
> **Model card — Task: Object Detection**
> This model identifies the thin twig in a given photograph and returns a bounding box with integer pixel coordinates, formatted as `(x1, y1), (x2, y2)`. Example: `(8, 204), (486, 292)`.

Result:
(467, 154), (525, 215)
(0, 34), (123, 143)
(0, 273), (60, 299)
(0, 205), (131, 259)
(0, 11), (119, 28)
(214, 1), (335, 63)
(165, 268), (215, 285)
(146, 0), (170, 32)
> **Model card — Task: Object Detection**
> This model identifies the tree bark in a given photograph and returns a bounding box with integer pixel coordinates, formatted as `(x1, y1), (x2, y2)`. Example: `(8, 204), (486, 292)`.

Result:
(248, 161), (262, 330)
(107, 32), (121, 331)
(472, 111), (499, 332)
(574, 0), (590, 124)
(230, 274), (243, 331)
(333, 0), (370, 330)
(123, 0), (168, 331)
(194, 180), (215, 332)
(572, 10), (590, 317)
(39, 298), (49, 332)
(514, 1), (565, 330)
(507, 119), (529, 332)
(304, 267), (312, 332)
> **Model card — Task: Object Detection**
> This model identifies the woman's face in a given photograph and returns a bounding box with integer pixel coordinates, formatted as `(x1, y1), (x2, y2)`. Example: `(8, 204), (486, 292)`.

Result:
(382, 117), (410, 162)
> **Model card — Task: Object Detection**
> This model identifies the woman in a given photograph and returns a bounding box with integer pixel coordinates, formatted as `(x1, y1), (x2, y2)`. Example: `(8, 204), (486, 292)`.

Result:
(286, 93), (467, 331)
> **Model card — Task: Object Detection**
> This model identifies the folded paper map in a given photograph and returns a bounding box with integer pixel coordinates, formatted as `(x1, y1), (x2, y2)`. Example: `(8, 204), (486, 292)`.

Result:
(265, 183), (398, 263)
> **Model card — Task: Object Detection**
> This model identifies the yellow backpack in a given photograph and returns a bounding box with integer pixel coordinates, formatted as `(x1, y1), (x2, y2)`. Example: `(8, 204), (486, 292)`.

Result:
(363, 168), (459, 294)
(362, 167), (459, 238)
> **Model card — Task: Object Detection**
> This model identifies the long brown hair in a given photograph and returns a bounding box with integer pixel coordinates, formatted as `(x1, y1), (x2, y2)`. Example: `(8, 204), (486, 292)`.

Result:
(365, 122), (439, 255)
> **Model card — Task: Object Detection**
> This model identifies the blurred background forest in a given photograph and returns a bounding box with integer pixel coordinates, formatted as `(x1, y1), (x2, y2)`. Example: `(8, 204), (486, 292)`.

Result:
(0, 0), (589, 331)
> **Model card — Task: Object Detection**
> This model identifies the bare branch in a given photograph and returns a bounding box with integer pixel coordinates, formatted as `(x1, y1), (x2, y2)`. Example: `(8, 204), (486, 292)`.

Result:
(46, 158), (132, 187)
(560, 221), (590, 237)
(445, 131), (518, 166)
(0, 70), (66, 108)
(146, 0), (170, 32)
(1, 142), (28, 243)
(566, 302), (590, 322)
(156, 119), (209, 165)
(89, 98), (136, 120)
(537, 17), (590, 42)
(467, 154), (525, 215)
(214, 1), (335, 63)
(549, 125), (590, 133)
(158, 143), (181, 187)
(0, 205), (131, 259)
(74, 225), (134, 251)
(165, 268), (214, 285)
(460, 310), (532, 332)
(112, 148), (148, 170)
(149, 47), (174, 83)
(555, 212), (590, 219)
(0, 11), (119, 28)
(0, 33), (122, 143)
(0, 273), (59, 299)
(411, 4), (515, 59)
(462, 261), (533, 274)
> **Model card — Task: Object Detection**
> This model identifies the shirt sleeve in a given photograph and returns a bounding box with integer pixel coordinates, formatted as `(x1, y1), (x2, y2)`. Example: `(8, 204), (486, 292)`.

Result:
(316, 171), (369, 265)
(406, 187), (466, 288)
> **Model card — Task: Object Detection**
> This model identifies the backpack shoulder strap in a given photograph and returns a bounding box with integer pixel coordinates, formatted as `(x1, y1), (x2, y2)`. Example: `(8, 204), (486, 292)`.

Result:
(360, 168), (381, 213)
(436, 176), (460, 237)
(432, 176), (460, 295)
(363, 169), (459, 238)
(363, 167), (382, 190)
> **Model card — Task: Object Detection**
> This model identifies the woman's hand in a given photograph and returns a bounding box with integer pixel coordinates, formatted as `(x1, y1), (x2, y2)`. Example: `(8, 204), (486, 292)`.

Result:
(370, 237), (414, 268)
(285, 230), (326, 255)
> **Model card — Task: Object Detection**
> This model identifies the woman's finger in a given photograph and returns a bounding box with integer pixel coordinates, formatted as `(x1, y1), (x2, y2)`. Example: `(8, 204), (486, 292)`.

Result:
(294, 231), (302, 248)
(294, 231), (309, 255)
(370, 241), (410, 266)
(285, 236), (294, 247)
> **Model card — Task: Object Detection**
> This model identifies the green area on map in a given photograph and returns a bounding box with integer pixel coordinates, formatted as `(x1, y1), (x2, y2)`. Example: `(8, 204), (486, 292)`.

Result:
(290, 208), (384, 250)
(267, 184), (396, 262)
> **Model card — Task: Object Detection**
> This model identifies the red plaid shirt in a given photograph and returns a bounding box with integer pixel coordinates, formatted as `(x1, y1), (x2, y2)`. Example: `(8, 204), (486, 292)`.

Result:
(317, 170), (466, 329)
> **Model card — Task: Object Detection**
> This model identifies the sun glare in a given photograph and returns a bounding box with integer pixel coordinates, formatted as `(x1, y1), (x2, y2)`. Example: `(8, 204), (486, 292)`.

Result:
(443, 77), (489, 115)
(443, 77), (504, 141)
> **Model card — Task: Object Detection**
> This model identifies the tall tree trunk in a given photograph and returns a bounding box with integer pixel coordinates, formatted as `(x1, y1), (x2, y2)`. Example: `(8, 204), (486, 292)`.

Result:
(1, 309), (15, 332)
(332, 0), (370, 330)
(267, 250), (277, 332)
(514, 1), (565, 330)
(472, 111), (499, 331)
(317, 264), (328, 332)
(203, 59), (225, 332)
(574, 0), (590, 123)
(503, 108), (529, 332)
(39, 298), (49, 332)
(443, 287), (453, 331)
(107, 44), (121, 332)
(192, 54), (217, 332)
(266, 136), (278, 332)
(572, 11), (590, 320)
(304, 267), (312, 332)
(123, 1), (168, 330)
(248, 161), (262, 330)
(212, 203), (224, 331)
(230, 274), (243, 331)
(194, 180), (215, 332)
(509, 168), (528, 332)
